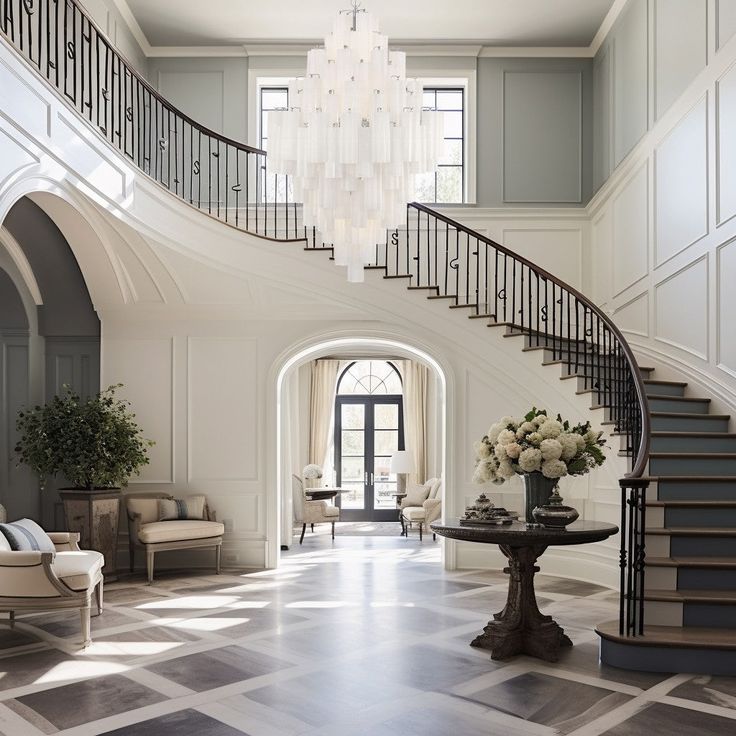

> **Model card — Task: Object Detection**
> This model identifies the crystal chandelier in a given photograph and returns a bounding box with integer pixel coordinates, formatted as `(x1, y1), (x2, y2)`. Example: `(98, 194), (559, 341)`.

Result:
(267, 2), (443, 282)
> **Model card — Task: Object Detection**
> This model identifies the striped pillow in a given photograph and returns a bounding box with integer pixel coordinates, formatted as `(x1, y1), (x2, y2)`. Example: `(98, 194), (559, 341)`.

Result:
(0, 519), (55, 555)
(158, 496), (205, 521)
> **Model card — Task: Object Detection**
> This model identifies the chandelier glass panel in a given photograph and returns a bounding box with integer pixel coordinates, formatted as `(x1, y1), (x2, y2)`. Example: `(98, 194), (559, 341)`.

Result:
(267, 5), (443, 282)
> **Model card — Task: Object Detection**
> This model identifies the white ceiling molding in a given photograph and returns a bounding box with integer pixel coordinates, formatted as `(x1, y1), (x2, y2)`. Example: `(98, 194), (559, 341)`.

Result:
(112, 0), (630, 60)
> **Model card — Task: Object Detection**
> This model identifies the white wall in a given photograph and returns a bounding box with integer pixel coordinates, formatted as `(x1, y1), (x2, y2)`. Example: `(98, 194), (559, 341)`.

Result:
(588, 1), (736, 416)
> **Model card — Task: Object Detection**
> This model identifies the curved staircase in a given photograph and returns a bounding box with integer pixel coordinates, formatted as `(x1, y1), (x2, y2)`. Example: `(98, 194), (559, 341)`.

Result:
(2, 0), (735, 674)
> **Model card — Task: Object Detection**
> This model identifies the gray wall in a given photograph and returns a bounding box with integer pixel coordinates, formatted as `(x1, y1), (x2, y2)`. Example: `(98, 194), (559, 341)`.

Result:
(147, 54), (594, 207)
(593, 0), (719, 193)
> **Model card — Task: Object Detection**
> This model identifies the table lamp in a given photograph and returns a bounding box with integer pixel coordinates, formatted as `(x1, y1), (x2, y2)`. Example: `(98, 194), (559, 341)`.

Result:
(390, 449), (414, 490)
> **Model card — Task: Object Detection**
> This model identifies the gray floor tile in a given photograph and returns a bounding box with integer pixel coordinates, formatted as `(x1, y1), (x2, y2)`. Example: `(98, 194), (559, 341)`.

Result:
(668, 674), (736, 710)
(602, 702), (736, 735)
(100, 708), (250, 735)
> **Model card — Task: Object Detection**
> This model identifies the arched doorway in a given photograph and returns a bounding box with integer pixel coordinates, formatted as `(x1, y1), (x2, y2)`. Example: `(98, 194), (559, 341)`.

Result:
(271, 334), (453, 567)
(334, 360), (405, 522)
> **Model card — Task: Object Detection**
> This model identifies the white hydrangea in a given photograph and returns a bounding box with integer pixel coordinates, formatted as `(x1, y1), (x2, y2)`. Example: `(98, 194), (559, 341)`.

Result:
(541, 459), (568, 479)
(533, 414), (548, 426)
(574, 434), (586, 451)
(558, 433), (579, 461)
(499, 416), (517, 429)
(487, 422), (504, 445)
(518, 422), (536, 435)
(473, 457), (501, 484)
(528, 432), (542, 445)
(584, 429), (600, 443)
(495, 443), (508, 460)
(498, 460), (516, 479)
(519, 448), (543, 472)
(539, 420), (562, 439)
(505, 442), (522, 459)
(474, 440), (491, 459)
(497, 429), (517, 445)
(540, 438), (563, 461)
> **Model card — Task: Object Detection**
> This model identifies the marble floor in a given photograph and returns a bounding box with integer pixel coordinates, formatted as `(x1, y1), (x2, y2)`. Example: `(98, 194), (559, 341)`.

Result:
(1, 536), (736, 735)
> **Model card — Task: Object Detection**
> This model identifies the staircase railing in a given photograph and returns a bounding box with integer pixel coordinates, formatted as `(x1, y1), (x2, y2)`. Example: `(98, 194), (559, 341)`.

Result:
(1, 0), (649, 636)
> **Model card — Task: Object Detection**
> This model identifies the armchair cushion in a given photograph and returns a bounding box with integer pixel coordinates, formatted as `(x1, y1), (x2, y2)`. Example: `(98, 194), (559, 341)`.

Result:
(402, 506), (427, 521)
(158, 495), (205, 521)
(402, 483), (432, 508)
(0, 519), (55, 555)
(52, 550), (104, 591)
(302, 500), (340, 524)
(138, 519), (224, 544)
(126, 497), (161, 525)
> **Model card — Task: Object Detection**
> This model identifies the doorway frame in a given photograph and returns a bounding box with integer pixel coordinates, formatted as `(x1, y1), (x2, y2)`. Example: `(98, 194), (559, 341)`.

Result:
(270, 332), (454, 569)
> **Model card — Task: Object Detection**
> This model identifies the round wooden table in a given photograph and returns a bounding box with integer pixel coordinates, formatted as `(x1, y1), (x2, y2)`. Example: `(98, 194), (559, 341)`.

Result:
(304, 487), (349, 501)
(431, 519), (618, 662)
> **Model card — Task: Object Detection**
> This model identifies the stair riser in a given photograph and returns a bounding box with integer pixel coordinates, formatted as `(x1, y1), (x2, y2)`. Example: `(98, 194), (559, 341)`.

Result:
(678, 568), (736, 591)
(657, 480), (736, 501)
(643, 383), (686, 397)
(644, 600), (736, 628)
(666, 507), (736, 527)
(649, 456), (736, 476)
(650, 415), (729, 432)
(649, 435), (736, 452)
(649, 398), (711, 414)
(671, 537), (736, 556)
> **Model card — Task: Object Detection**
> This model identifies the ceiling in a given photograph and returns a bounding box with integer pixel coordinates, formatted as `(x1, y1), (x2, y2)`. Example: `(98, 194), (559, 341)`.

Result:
(121, 0), (616, 48)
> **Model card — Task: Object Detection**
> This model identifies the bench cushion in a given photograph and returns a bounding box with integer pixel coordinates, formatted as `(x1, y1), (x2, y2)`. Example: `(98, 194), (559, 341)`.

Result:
(138, 520), (224, 544)
(52, 550), (104, 591)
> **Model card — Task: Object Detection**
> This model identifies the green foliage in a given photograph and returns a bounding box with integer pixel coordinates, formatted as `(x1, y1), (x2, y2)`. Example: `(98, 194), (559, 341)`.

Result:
(15, 384), (154, 490)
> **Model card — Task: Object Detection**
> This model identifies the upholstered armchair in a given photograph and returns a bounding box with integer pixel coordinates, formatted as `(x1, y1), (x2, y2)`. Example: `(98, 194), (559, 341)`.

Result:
(125, 492), (224, 583)
(0, 532), (103, 647)
(401, 478), (442, 541)
(292, 475), (340, 543)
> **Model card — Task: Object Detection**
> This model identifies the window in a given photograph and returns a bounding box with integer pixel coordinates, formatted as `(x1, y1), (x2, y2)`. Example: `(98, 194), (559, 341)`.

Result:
(337, 360), (403, 395)
(416, 87), (465, 204)
(258, 83), (292, 204)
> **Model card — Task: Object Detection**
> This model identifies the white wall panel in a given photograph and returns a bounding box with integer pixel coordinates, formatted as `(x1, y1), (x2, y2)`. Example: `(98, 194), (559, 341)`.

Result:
(187, 337), (258, 482)
(103, 338), (174, 483)
(718, 240), (736, 375)
(654, 0), (707, 120)
(655, 256), (709, 359)
(614, 291), (649, 337)
(612, 164), (649, 295)
(592, 210), (613, 307)
(0, 59), (50, 139)
(718, 0), (736, 50)
(655, 97), (709, 265)
(717, 61), (736, 225)
(501, 228), (582, 288)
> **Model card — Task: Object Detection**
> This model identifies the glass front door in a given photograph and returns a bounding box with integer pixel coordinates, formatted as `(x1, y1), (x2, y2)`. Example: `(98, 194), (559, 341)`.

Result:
(335, 396), (404, 522)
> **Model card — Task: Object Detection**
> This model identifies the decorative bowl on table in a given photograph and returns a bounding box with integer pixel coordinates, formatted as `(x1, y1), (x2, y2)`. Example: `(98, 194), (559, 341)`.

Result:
(459, 493), (519, 525)
(532, 488), (579, 528)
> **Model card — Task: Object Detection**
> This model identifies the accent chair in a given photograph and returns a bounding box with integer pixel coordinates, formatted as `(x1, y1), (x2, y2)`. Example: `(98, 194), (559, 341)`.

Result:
(292, 474), (340, 543)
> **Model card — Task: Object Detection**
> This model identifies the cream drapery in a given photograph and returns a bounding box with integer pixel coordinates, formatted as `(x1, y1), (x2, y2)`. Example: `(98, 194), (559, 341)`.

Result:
(308, 359), (340, 471)
(400, 360), (429, 484)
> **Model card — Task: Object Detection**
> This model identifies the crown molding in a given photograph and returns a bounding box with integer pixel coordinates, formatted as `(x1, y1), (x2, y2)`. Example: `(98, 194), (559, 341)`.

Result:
(112, 0), (631, 61)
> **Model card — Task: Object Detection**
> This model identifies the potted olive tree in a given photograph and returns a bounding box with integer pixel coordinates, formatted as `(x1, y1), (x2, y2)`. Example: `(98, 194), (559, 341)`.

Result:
(15, 384), (153, 577)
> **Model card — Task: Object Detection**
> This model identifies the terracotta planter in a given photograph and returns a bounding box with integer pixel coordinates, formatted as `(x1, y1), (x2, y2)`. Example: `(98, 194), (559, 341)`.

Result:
(59, 488), (121, 580)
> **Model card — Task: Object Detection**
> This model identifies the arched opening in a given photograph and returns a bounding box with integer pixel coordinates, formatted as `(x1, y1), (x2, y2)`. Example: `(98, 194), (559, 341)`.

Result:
(272, 335), (451, 568)
(0, 196), (100, 527)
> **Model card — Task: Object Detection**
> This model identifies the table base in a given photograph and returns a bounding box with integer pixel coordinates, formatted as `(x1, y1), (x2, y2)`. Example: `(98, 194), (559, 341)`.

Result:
(469, 543), (572, 662)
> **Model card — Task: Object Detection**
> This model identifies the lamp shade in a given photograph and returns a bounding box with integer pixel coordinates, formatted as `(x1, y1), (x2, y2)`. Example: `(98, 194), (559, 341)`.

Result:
(390, 450), (414, 474)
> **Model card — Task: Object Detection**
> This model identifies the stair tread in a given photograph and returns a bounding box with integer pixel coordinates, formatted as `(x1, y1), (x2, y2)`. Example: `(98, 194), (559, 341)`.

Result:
(648, 500), (736, 507)
(649, 452), (736, 459)
(650, 411), (730, 419)
(651, 432), (736, 438)
(647, 527), (736, 536)
(643, 379), (688, 387)
(645, 588), (736, 603)
(642, 475), (736, 482)
(648, 394), (710, 403)
(647, 556), (736, 568)
(596, 620), (736, 649)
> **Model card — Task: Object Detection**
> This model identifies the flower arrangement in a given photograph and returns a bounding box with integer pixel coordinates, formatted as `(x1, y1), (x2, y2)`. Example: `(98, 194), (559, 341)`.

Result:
(302, 464), (323, 480)
(473, 407), (606, 485)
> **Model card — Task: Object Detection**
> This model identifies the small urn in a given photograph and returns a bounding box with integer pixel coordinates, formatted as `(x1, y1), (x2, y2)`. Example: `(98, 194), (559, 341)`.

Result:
(532, 487), (579, 528)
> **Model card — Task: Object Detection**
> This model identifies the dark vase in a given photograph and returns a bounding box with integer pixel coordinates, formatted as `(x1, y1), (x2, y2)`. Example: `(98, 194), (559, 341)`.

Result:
(522, 472), (557, 523)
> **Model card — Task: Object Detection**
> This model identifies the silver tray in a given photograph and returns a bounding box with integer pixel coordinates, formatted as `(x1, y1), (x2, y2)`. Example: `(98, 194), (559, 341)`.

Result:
(459, 516), (515, 525)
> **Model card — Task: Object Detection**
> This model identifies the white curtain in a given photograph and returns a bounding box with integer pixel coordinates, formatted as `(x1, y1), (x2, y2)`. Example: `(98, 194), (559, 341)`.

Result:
(309, 359), (340, 471)
(401, 360), (429, 485)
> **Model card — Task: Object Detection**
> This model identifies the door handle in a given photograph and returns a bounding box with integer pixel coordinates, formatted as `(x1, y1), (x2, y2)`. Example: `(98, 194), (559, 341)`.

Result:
(370, 472), (374, 485)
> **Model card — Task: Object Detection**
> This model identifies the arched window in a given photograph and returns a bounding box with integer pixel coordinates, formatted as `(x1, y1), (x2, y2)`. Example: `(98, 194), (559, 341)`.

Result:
(337, 360), (402, 396)
(334, 360), (404, 521)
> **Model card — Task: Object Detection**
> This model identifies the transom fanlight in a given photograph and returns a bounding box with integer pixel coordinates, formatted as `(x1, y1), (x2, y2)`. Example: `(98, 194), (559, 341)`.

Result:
(266, 2), (443, 282)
